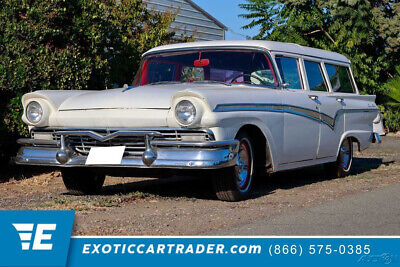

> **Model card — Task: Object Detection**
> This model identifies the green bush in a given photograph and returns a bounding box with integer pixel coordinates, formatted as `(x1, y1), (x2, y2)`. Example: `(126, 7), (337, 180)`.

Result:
(383, 108), (400, 132)
(381, 66), (400, 132)
(0, 0), (176, 171)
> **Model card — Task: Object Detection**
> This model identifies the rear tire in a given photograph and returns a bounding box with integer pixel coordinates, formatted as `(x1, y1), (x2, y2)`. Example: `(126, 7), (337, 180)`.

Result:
(324, 138), (353, 178)
(61, 168), (105, 195)
(212, 132), (254, 201)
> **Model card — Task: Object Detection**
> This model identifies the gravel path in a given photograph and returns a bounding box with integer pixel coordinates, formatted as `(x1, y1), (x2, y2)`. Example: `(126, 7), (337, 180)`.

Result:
(1, 136), (399, 235)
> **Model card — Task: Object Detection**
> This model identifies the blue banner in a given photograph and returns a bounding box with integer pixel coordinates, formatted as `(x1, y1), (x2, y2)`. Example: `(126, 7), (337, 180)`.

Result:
(0, 211), (399, 266)
(0, 210), (75, 267)
(67, 237), (400, 267)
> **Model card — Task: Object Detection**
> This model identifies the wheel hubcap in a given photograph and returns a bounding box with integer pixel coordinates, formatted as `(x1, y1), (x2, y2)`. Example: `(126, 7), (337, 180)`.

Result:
(235, 140), (251, 191)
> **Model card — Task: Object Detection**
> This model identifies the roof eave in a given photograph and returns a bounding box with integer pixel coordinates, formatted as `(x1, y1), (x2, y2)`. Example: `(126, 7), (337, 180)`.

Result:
(185, 0), (227, 30)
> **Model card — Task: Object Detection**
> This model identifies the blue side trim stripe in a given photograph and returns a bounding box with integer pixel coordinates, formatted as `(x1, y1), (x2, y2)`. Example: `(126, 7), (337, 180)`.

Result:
(213, 103), (377, 130)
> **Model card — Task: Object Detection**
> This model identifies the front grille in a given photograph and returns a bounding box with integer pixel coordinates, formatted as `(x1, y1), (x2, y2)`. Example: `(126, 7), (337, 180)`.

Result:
(31, 128), (214, 157)
(68, 135), (146, 156)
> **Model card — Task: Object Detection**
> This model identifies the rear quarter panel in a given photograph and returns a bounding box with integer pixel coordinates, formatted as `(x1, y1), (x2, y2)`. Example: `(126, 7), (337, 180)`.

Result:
(342, 94), (378, 151)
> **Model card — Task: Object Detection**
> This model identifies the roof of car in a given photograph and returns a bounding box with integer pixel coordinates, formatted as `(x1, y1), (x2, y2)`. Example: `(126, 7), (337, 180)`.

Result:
(143, 40), (350, 64)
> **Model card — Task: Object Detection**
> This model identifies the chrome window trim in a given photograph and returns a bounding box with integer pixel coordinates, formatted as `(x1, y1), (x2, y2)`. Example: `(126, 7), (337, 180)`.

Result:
(347, 67), (360, 94)
(145, 45), (350, 65)
(320, 62), (333, 93)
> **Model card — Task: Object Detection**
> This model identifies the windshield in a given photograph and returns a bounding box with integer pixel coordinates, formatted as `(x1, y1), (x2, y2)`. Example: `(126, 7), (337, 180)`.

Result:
(133, 50), (279, 87)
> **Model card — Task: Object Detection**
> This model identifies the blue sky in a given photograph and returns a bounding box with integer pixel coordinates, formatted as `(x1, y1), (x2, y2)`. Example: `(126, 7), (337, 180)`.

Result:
(192, 0), (260, 40)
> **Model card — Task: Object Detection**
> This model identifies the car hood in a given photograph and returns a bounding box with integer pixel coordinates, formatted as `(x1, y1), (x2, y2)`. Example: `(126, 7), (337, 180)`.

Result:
(58, 84), (196, 111)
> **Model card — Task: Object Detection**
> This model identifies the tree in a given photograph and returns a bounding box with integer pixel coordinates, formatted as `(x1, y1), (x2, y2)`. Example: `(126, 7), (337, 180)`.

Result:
(239, 0), (399, 96)
(0, 0), (177, 170)
(0, 0), (175, 94)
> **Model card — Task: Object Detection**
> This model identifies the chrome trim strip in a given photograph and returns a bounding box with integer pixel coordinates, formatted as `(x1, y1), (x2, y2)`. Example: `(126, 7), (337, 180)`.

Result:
(214, 103), (378, 130)
(31, 127), (216, 141)
(152, 140), (238, 148)
(55, 130), (162, 142)
(17, 138), (59, 146)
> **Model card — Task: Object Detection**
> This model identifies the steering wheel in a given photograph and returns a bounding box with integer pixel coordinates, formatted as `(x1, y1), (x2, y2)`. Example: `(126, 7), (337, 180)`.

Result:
(230, 73), (266, 85)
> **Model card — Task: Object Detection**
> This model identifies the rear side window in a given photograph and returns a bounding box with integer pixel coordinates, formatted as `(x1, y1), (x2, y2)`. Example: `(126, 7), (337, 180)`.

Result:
(275, 56), (303, 89)
(304, 60), (328, 92)
(325, 64), (355, 93)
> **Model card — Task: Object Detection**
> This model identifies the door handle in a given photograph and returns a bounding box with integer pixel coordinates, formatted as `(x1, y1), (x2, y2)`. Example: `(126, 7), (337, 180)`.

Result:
(336, 98), (344, 102)
(308, 95), (318, 101)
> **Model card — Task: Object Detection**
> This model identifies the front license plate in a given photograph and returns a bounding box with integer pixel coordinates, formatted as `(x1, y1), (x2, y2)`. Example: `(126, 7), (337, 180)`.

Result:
(85, 146), (126, 165)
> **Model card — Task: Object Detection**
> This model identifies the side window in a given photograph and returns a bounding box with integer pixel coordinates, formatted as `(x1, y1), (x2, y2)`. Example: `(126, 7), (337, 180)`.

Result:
(249, 52), (278, 87)
(275, 56), (302, 89)
(304, 60), (328, 92)
(325, 64), (355, 93)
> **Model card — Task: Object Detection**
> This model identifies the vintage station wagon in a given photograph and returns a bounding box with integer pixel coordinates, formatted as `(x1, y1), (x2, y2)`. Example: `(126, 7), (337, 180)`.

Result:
(16, 41), (381, 201)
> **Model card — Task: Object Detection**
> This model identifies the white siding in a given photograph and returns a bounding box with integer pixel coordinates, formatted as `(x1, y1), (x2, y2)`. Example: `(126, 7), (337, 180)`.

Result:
(144, 0), (226, 41)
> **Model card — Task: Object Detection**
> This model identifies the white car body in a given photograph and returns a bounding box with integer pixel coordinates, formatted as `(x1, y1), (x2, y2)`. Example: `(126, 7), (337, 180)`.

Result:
(16, 40), (381, 174)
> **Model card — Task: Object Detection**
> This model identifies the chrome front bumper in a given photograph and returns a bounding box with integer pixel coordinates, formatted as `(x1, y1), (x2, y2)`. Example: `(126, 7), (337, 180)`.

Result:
(15, 130), (239, 169)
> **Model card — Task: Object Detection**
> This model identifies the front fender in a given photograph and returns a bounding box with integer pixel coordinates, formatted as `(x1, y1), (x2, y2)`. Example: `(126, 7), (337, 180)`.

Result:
(210, 117), (281, 172)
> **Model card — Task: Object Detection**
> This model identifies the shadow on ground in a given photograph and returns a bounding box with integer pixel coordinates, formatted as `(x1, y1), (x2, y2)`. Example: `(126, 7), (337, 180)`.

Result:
(0, 164), (58, 183)
(99, 157), (389, 201)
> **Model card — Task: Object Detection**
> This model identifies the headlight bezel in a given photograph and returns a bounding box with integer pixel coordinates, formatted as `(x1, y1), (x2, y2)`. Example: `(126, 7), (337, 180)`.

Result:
(175, 100), (197, 126)
(26, 101), (43, 124)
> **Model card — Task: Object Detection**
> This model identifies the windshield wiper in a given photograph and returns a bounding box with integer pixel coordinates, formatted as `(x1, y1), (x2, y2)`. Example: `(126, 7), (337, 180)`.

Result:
(148, 81), (184, 86)
(141, 80), (232, 87)
(192, 80), (232, 86)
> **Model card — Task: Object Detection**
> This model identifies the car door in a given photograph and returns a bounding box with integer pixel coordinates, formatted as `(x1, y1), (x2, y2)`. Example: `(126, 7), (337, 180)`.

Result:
(276, 56), (319, 164)
(315, 62), (350, 158)
(302, 59), (345, 159)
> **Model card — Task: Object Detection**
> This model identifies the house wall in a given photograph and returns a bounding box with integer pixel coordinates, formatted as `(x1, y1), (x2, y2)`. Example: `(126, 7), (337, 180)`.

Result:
(144, 0), (225, 41)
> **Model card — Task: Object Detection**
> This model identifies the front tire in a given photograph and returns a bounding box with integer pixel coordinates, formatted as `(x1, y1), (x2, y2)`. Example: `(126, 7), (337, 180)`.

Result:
(212, 133), (255, 201)
(61, 168), (105, 195)
(325, 138), (353, 178)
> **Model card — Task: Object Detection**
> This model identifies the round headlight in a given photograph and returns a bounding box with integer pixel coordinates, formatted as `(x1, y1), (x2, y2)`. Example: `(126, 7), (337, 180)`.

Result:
(26, 101), (43, 124)
(175, 100), (196, 126)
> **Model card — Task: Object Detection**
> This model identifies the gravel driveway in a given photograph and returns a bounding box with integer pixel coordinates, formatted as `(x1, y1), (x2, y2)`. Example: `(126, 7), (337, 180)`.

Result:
(1, 136), (399, 235)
